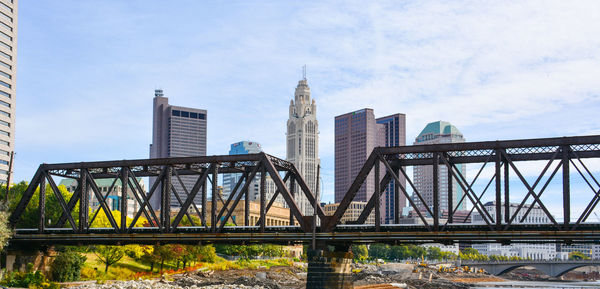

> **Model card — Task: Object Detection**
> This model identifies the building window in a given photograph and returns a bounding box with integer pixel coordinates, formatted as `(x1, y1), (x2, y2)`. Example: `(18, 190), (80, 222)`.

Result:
(0, 80), (9, 88)
(0, 99), (9, 108)
(181, 111), (189, 117)
(0, 12), (10, 23)
(0, 21), (11, 32)
(0, 70), (9, 80)
(0, 130), (8, 136)
(0, 119), (8, 127)
(0, 110), (8, 117)
(172, 110), (180, 116)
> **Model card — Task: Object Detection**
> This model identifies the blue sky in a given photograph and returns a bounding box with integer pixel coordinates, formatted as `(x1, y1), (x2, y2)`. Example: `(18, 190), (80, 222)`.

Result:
(14, 1), (600, 218)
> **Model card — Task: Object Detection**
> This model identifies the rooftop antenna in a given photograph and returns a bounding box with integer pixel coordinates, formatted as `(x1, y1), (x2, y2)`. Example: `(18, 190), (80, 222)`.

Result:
(302, 65), (307, 80)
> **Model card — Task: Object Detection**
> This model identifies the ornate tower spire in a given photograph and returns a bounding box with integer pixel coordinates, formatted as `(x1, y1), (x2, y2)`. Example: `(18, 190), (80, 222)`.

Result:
(286, 76), (320, 216)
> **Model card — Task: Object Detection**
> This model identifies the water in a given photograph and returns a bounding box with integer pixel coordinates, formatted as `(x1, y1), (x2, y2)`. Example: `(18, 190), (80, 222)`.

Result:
(473, 280), (600, 288)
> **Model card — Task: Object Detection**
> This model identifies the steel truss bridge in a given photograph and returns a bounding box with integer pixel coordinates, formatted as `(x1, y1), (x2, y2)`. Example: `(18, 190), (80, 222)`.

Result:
(7, 135), (600, 246)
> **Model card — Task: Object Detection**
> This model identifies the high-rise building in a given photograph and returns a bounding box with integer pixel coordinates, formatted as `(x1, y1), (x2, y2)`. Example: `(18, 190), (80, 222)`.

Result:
(222, 141), (281, 205)
(412, 121), (466, 214)
(334, 109), (380, 203)
(149, 89), (207, 209)
(286, 78), (320, 216)
(0, 0), (16, 183)
(323, 201), (375, 224)
(376, 114), (406, 223)
(223, 141), (262, 199)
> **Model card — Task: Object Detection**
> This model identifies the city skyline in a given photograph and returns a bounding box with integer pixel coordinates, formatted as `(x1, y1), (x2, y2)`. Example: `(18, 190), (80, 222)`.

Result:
(11, 1), (600, 213)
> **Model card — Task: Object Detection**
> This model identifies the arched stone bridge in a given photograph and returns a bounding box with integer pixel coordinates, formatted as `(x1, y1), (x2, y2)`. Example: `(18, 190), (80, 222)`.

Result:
(461, 260), (600, 277)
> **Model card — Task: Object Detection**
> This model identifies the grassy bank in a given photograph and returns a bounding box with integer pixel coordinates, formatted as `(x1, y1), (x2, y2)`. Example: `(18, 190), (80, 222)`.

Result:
(80, 253), (294, 281)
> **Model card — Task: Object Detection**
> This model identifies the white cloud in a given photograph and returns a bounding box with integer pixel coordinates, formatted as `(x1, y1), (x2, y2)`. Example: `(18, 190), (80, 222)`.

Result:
(14, 1), (600, 207)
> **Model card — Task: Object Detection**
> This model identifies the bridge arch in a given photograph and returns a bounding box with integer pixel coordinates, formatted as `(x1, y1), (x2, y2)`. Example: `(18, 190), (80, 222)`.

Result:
(472, 263), (598, 278)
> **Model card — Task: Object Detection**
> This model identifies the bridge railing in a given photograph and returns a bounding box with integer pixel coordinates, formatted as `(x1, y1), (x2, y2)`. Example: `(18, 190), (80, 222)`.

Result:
(7, 135), (600, 244)
(8, 152), (326, 234)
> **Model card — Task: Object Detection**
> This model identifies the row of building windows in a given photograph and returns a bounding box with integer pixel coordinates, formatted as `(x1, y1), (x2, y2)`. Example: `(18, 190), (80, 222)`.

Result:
(0, 30), (10, 42)
(0, 20), (11, 32)
(0, 129), (7, 137)
(172, 109), (206, 119)
(0, 40), (10, 51)
(0, 79), (9, 89)
(0, 2), (12, 13)
(0, 11), (11, 24)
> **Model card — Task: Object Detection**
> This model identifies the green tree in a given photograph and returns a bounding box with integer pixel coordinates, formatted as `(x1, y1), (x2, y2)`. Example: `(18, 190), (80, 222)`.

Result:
(50, 250), (86, 282)
(8, 182), (80, 229)
(352, 245), (369, 262)
(153, 245), (174, 271)
(569, 251), (590, 260)
(369, 243), (390, 260)
(94, 245), (126, 273)
(460, 248), (479, 255)
(0, 203), (13, 251)
(426, 247), (442, 260)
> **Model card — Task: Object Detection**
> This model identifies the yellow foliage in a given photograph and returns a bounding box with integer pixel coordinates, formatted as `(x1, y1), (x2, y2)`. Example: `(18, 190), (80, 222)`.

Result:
(89, 210), (148, 228)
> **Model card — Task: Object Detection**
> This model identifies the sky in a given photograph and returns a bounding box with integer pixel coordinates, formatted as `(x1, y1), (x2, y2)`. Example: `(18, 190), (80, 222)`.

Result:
(13, 1), (600, 219)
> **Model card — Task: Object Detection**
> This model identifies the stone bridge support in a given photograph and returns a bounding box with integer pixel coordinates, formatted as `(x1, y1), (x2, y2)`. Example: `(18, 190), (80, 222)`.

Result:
(306, 244), (353, 289)
(2, 246), (56, 273)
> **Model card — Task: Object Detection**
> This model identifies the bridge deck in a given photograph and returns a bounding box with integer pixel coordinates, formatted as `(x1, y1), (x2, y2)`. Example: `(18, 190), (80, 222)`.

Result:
(10, 223), (600, 246)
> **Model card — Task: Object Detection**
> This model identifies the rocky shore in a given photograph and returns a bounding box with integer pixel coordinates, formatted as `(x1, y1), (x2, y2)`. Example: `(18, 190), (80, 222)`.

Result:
(67, 263), (479, 289)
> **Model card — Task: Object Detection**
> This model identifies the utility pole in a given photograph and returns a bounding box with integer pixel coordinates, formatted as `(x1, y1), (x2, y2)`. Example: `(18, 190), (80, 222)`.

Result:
(312, 164), (320, 250)
(5, 151), (13, 202)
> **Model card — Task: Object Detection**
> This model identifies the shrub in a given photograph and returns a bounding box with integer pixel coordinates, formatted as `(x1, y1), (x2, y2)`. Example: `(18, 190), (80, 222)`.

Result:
(112, 267), (135, 280)
(1, 270), (59, 289)
(50, 250), (86, 282)
(80, 267), (98, 280)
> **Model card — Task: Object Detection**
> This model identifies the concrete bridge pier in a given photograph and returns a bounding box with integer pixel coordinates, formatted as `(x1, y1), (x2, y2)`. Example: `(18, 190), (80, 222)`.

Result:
(2, 246), (55, 273)
(307, 244), (354, 289)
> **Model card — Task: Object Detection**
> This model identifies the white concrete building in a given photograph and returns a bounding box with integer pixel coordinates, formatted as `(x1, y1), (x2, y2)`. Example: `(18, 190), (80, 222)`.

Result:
(286, 77), (320, 215)
(471, 202), (556, 260)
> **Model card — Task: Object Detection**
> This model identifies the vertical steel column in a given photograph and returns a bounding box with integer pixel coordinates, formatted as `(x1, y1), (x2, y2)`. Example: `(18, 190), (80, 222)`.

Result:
(495, 150), (502, 229)
(121, 168), (128, 232)
(289, 175), (295, 226)
(432, 152), (439, 230)
(201, 175), (207, 227)
(504, 155), (510, 224)
(79, 171), (88, 233)
(562, 145), (570, 229)
(374, 158), (381, 231)
(38, 175), (46, 233)
(163, 166), (172, 232)
(447, 155), (453, 224)
(394, 166), (400, 224)
(211, 165), (218, 232)
(245, 171), (250, 227)
(260, 167), (266, 232)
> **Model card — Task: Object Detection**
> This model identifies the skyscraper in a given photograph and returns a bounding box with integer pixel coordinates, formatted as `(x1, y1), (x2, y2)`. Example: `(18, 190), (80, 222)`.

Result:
(376, 114), (406, 223)
(412, 121), (466, 215)
(334, 109), (381, 203)
(335, 110), (407, 224)
(286, 78), (320, 215)
(149, 89), (207, 209)
(222, 141), (281, 206)
(0, 0), (16, 183)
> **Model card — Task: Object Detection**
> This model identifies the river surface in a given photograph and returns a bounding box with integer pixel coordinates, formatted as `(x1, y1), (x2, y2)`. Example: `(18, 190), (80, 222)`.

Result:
(473, 280), (600, 288)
